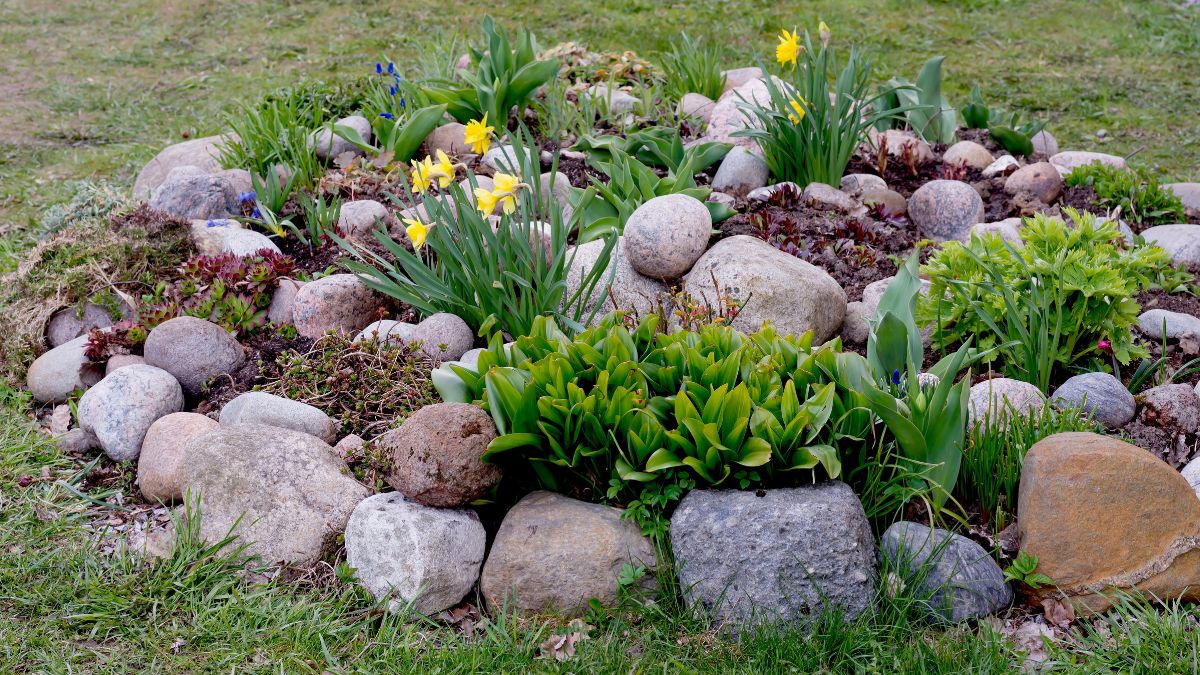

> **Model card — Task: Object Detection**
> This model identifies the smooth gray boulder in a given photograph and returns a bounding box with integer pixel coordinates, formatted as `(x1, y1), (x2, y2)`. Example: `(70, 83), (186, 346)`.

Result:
(345, 492), (486, 615)
(221, 229), (280, 256)
(670, 483), (876, 630)
(564, 238), (668, 326)
(1165, 183), (1200, 211)
(219, 391), (337, 444)
(1050, 372), (1136, 428)
(711, 146), (768, 198)
(46, 303), (117, 348)
(178, 424), (369, 565)
(908, 180), (985, 242)
(149, 166), (252, 220)
(409, 313), (474, 361)
(1138, 308), (1200, 340)
(143, 316), (246, 395)
(880, 521), (1012, 623)
(312, 115), (372, 161)
(27, 334), (105, 403)
(967, 378), (1046, 429)
(623, 194), (712, 278)
(292, 273), (387, 338)
(78, 365), (184, 461)
(1142, 224), (1200, 267)
(133, 135), (230, 199)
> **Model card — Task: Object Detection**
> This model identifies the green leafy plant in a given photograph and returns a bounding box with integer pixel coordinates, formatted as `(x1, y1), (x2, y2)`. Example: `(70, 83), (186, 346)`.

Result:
(335, 133), (616, 339)
(736, 29), (910, 186)
(569, 135), (734, 243)
(1003, 550), (1054, 590)
(421, 16), (559, 128)
(572, 126), (729, 173)
(920, 210), (1189, 392)
(875, 56), (958, 144)
(659, 33), (726, 101)
(251, 169), (297, 215)
(218, 96), (324, 189)
(331, 103), (447, 165)
(959, 403), (1097, 531)
(292, 192), (343, 247)
(1064, 163), (1186, 227)
(959, 86), (1046, 156)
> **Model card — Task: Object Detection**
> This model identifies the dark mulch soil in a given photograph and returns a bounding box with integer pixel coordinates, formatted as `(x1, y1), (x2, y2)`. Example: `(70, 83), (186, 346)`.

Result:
(276, 237), (346, 276)
(720, 186), (922, 301)
(1059, 184), (1102, 216)
(1122, 419), (1198, 470)
(194, 331), (315, 417)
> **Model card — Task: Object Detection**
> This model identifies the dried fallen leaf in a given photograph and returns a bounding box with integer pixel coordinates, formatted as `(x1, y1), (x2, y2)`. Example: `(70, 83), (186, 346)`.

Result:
(1182, 335), (1200, 356)
(539, 620), (592, 662)
(50, 405), (71, 435)
(1042, 596), (1075, 629)
(334, 151), (358, 170)
(372, 150), (395, 169)
(171, 637), (186, 654)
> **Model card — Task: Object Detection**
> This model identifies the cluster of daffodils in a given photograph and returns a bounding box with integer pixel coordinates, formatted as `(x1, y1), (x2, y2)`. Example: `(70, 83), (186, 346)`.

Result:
(409, 150), (458, 194)
(774, 21), (829, 125)
(474, 172), (526, 216)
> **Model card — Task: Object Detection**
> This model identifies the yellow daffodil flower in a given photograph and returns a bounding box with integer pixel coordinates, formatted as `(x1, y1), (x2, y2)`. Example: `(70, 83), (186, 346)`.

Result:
(403, 218), (431, 250)
(410, 156), (435, 193)
(430, 150), (455, 189)
(819, 21), (831, 47)
(464, 113), (495, 155)
(776, 29), (803, 68)
(491, 172), (522, 215)
(474, 187), (499, 216)
(787, 96), (808, 124)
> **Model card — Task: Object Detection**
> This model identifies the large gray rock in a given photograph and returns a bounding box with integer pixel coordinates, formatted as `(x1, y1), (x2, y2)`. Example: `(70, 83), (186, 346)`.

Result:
(78, 365), (184, 461)
(137, 412), (219, 503)
(149, 166), (252, 220)
(1142, 224), (1200, 267)
(221, 229), (280, 256)
(967, 378), (1046, 429)
(711, 146), (768, 198)
(683, 235), (846, 342)
(219, 391), (337, 444)
(1139, 309), (1200, 340)
(706, 78), (770, 149)
(1031, 130), (1058, 157)
(670, 484), (876, 629)
(354, 320), (416, 347)
(292, 273), (387, 338)
(1139, 383), (1200, 434)
(338, 200), (391, 240)
(345, 492), (486, 615)
(908, 180), (985, 242)
(46, 303), (117, 348)
(133, 135), (230, 199)
(143, 316), (245, 396)
(377, 402), (500, 508)
(564, 238), (668, 326)
(423, 122), (470, 158)
(1049, 151), (1127, 175)
(840, 173), (888, 196)
(678, 93), (716, 124)
(408, 313), (474, 361)
(312, 115), (372, 161)
(267, 279), (304, 326)
(27, 334), (105, 403)
(622, 194), (712, 278)
(880, 521), (1012, 623)
(1166, 183), (1200, 211)
(481, 491), (657, 615)
(1050, 372), (1136, 428)
(178, 424), (370, 565)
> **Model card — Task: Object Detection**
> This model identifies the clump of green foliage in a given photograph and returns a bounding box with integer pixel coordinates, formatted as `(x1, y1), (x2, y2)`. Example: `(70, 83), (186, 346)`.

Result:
(958, 403), (1097, 531)
(569, 126), (734, 241)
(874, 56), (957, 144)
(737, 30), (907, 186)
(1064, 163), (1186, 227)
(337, 132), (616, 340)
(659, 33), (726, 102)
(218, 94), (325, 189)
(262, 332), (439, 440)
(422, 16), (559, 128)
(140, 250), (296, 335)
(960, 85), (1046, 156)
(919, 210), (1192, 392)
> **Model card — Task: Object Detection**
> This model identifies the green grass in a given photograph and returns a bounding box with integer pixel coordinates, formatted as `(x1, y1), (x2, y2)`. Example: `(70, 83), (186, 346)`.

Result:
(2, 1), (1199, 670)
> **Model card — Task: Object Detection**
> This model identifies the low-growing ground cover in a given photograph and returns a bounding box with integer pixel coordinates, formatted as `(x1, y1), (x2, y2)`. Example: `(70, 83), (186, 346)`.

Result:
(4, 2), (1200, 673)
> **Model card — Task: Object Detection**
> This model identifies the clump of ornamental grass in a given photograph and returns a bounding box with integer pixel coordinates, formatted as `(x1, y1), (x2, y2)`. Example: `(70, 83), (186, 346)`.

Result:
(260, 332), (440, 440)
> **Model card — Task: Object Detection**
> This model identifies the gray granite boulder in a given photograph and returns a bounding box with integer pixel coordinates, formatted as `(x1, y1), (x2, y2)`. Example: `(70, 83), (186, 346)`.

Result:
(711, 146), (768, 198)
(143, 316), (246, 395)
(222, 229), (280, 256)
(345, 492), (486, 615)
(27, 334), (105, 403)
(337, 200), (392, 240)
(908, 180), (985, 242)
(1139, 383), (1200, 434)
(1138, 308), (1200, 340)
(292, 273), (387, 338)
(678, 93), (716, 124)
(1004, 162), (1062, 204)
(176, 424), (369, 565)
(1050, 372), (1136, 428)
(670, 484), (876, 630)
(622, 194), (712, 278)
(1049, 151), (1127, 175)
(312, 115), (372, 161)
(1166, 183), (1200, 211)
(1142, 224), (1200, 267)
(840, 173), (888, 196)
(133, 135), (230, 199)
(354, 319), (416, 347)
(78, 365), (184, 461)
(149, 166), (252, 220)
(46, 303), (117, 348)
(880, 521), (1012, 623)
(409, 313), (474, 361)
(942, 141), (994, 170)
(219, 391), (337, 443)
(683, 235), (846, 343)
(137, 412), (219, 503)
(967, 378), (1046, 429)
(267, 279), (304, 326)
(564, 238), (668, 326)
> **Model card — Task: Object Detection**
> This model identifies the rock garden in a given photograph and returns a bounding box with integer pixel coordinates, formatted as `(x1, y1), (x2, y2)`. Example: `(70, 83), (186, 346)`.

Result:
(9, 11), (1200, 671)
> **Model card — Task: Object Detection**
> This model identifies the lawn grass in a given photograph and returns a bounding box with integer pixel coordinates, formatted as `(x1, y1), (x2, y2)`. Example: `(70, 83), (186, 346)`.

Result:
(2, 0), (1199, 670)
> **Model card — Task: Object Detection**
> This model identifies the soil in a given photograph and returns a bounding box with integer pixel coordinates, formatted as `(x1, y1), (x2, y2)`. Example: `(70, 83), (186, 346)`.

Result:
(721, 185), (922, 301)
(194, 330), (315, 417)
(1059, 184), (1102, 215)
(277, 237), (346, 276)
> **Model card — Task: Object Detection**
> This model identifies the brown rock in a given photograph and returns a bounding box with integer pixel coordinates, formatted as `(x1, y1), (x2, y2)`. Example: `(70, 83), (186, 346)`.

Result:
(859, 188), (907, 217)
(1004, 161), (1063, 204)
(1139, 383), (1200, 433)
(379, 403), (501, 507)
(481, 491), (657, 615)
(292, 273), (387, 338)
(136, 412), (219, 503)
(943, 140), (994, 170)
(1018, 432), (1200, 614)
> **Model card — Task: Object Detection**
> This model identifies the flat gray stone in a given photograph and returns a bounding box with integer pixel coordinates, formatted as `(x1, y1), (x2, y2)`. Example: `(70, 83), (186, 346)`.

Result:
(880, 521), (1012, 623)
(27, 334), (105, 403)
(670, 483), (876, 630)
(1050, 372), (1136, 428)
(222, 229), (280, 256)
(1139, 308), (1200, 340)
(219, 391), (337, 444)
